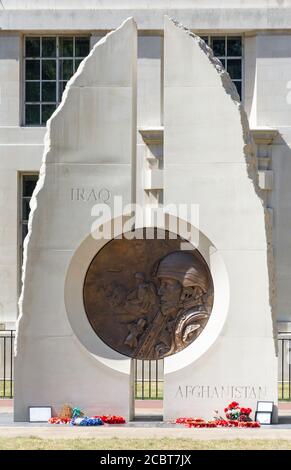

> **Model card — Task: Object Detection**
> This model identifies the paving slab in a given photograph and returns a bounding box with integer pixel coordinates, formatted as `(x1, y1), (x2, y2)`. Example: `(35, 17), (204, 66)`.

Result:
(1, 412), (291, 440)
(2, 425), (291, 440)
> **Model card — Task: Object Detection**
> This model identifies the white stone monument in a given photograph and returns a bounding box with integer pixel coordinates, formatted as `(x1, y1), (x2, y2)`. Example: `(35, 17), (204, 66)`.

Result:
(14, 18), (137, 421)
(15, 17), (277, 422)
(162, 17), (277, 421)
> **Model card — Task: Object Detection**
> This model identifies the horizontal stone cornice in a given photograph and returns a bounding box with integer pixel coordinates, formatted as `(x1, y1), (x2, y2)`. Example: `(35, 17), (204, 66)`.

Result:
(2, 8), (291, 31)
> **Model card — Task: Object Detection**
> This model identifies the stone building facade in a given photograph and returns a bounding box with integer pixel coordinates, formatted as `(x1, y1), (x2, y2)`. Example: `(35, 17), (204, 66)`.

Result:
(0, 0), (291, 336)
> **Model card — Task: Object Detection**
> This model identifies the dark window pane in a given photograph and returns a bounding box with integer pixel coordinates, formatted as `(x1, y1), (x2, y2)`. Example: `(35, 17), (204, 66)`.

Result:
(25, 105), (40, 125)
(200, 36), (208, 45)
(59, 59), (73, 80)
(75, 37), (90, 57)
(22, 223), (28, 244)
(211, 37), (225, 57)
(25, 37), (40, 57)
(227, 59), (242, 80)
(25, 82), (40, 102)
(41, 104), (56, 125)
(25, 60), (40, 80)
(42, 37), (56, 57)
(59, 81), (68, 101)
(59, 37), (73, 57)
(22, 198), (31, 220)
(74, 58), (83, 72)
(42, 60), (56, 80)
(227, 37), (242, 57)
(42, 81), (56, 102)
(219, 58), (225, 68)
(234, 81), (242, 100)
(22, 175), (38, 197)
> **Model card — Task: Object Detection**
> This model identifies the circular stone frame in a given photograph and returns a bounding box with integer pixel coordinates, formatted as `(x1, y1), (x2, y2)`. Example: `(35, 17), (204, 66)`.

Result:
(64, 216), (230, 374)
(82, 230), (214, 360)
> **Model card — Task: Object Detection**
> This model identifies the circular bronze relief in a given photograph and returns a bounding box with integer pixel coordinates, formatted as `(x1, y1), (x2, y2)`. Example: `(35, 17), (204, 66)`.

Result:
(83, 230), (213, 360)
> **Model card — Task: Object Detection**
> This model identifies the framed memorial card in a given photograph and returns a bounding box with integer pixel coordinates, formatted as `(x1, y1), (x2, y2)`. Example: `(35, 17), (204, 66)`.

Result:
(256, 401), (274, 413)
(255, 401), (274, 425)
(255, 411), (272, 425)
(29, 406), (52, 422)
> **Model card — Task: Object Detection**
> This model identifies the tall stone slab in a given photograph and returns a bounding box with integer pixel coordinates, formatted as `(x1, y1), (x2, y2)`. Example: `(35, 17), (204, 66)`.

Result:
(14, 18), (137, 421)
(163, 17), (277, 420)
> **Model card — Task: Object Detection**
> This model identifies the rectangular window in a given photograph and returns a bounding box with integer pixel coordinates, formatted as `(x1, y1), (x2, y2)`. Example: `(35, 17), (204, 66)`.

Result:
(19, 173), (39, 258)
(200, 35), (243, 100)
(24, 36), (90, 126)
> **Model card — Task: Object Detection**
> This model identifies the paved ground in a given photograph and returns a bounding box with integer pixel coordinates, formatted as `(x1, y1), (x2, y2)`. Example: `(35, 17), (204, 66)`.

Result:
(2, 419), (291, 440)
(1, 400), (291, 440)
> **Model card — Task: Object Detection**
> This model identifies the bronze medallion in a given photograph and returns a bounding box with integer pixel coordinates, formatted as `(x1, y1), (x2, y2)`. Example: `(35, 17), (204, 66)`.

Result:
(83, 230), (214, 360)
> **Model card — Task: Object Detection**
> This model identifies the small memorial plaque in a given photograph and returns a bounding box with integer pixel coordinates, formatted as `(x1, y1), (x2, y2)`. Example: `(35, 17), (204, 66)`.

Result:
(29, 406), (52, 422)
(255, 401), (274, 424)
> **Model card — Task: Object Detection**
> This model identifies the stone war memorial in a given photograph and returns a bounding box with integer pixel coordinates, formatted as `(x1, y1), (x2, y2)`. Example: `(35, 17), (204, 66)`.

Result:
(14, 17), (278, 422)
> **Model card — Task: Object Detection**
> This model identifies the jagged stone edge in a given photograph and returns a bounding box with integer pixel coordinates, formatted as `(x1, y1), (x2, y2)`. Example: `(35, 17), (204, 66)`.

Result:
(15, 17), (135, 355)
(168, 17), (277, 350)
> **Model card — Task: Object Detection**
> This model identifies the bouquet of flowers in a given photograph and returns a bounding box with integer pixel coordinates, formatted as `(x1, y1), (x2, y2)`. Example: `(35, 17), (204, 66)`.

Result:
(71, 416), (103, 426)
(176, 418), (218, 428)
(223, 402), (252, 422)
(176, 402), (260, 428)
(48, 417), (71, 424)
(97, 415), (126, 424)
(48, 407), (126, 425)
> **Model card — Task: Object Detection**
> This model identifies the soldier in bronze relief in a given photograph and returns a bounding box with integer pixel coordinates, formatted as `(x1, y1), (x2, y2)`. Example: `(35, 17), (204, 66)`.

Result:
(83, 234), (213, 360)
(131, 251), (210, 359)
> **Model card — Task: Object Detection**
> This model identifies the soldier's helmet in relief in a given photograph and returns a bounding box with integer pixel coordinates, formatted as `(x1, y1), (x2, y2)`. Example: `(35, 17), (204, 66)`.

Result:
(155, 251), (208, 292)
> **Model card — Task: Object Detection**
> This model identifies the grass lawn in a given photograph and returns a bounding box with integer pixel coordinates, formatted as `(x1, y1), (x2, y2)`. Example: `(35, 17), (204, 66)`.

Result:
(0, 380), (13, 398)
(278, 383), (291, 401)
(0, 437), (291, 450)
(135, 381), (163, 400)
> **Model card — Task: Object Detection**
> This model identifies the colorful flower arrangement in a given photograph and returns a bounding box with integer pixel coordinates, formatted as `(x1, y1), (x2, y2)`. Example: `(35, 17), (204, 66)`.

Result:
(71, 417), (103, 426)
(49, 402), (259, 428)
(176, 418), (217, 428)
(223, 401), (252, 422)
(48, 404), (126, 426)
(176, 402), (260, 428)
(97, 415), (126, 424)
(48, 417), (71, 424)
